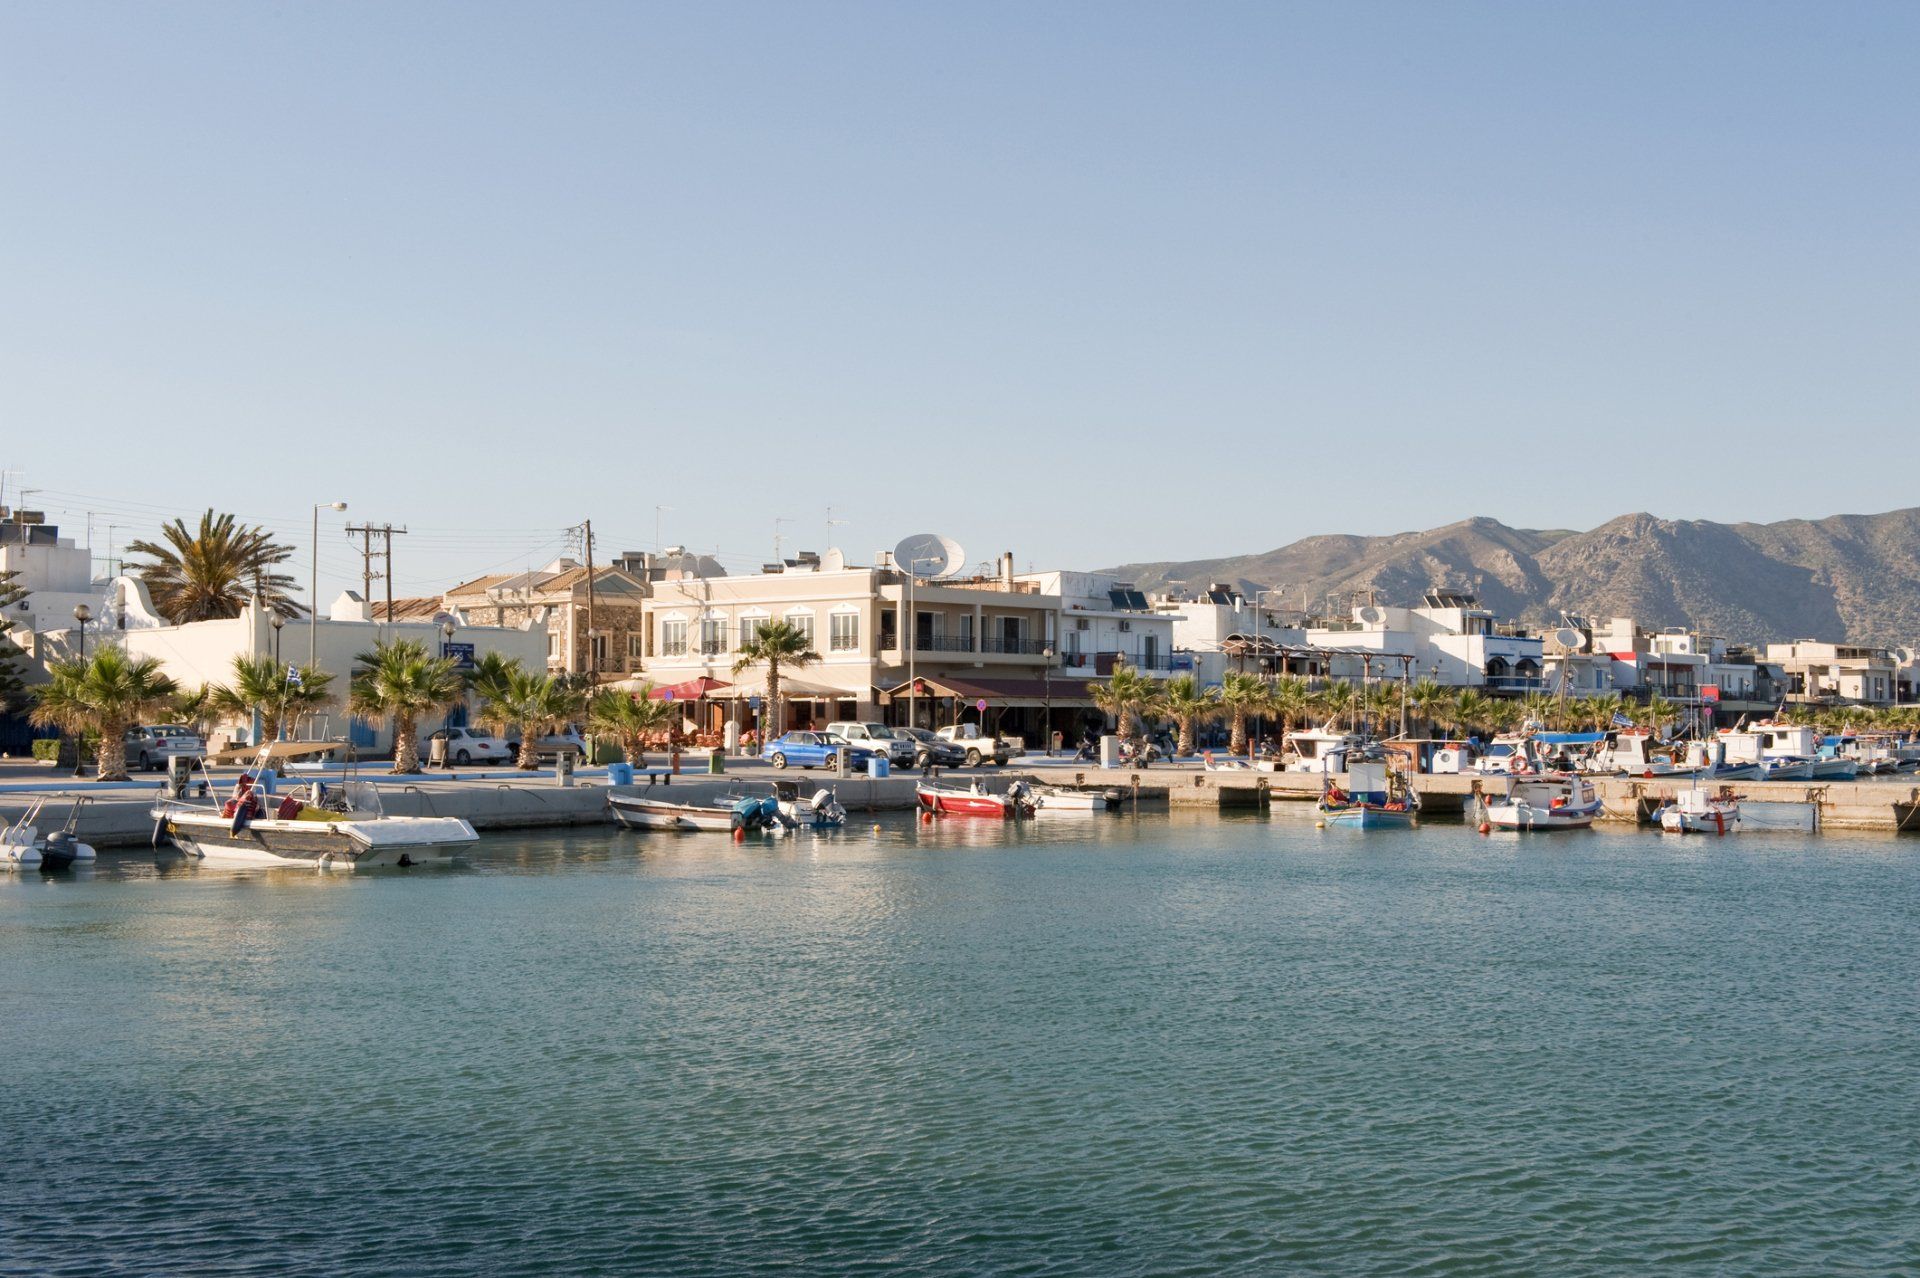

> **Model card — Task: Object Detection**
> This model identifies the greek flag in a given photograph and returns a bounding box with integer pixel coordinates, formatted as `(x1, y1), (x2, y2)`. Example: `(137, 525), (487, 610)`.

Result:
(286, 664), (303, 688)
(1611, 712), (1633, 728)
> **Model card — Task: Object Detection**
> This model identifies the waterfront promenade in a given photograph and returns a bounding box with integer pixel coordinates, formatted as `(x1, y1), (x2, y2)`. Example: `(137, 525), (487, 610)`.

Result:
(7, 756), (1920, 847)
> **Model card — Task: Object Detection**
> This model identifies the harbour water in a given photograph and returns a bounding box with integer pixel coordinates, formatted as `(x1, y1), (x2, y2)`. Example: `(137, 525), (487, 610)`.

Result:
(4, 814), (1917, 1275)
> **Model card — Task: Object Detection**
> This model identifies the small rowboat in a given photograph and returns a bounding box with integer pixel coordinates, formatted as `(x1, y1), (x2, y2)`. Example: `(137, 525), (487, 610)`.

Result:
(916, 779), (1035, 818)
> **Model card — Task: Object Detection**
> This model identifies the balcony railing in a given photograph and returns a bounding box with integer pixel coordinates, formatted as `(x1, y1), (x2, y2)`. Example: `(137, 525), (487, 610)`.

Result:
(980, 637), (1050, 655)
(913, 634), (974, 653)
(1484, 676), (1549, 693)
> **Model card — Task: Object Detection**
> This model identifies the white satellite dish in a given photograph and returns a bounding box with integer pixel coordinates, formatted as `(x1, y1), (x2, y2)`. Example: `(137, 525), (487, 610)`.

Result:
(1896, 646), (1917, 666)
(893, 533), (965, 579)
(1357, 605), (1385, 625)
(1554, 627), (1588, 651)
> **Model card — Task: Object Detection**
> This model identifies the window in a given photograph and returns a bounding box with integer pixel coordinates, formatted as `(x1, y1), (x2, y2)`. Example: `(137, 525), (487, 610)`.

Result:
(739, 616), (765, 648)
(700, 618), (727, 655)
(660, 619), (687, 656)
(591, 633), (608, 662)
(830, 613), (859, 651)
(785, 612), (814, 646)
(627, 634), (645, 659)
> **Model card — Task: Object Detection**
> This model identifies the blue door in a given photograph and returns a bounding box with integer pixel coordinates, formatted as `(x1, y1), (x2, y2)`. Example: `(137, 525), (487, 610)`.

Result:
(349, 717), (379, 749)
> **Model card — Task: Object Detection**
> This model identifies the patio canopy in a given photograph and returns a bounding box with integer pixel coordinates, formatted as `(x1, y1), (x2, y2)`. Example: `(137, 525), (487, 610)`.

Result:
(208, 740), (354, 764)
(709, 677), (851, 700)
(646, 676), (730, 701)
(878, 674), (1094, 709)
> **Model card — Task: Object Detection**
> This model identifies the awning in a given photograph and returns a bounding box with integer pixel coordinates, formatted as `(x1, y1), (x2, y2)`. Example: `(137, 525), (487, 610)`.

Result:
(878, 674), (1094, 709)
(709, 677), (850, 700)
(647, 676), (730, 701)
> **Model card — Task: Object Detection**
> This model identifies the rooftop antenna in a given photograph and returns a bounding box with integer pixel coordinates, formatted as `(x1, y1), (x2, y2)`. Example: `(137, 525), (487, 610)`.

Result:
(825, 506), (848, 554)
(773, 516), (795, 561)
(654, 505), (673, 553)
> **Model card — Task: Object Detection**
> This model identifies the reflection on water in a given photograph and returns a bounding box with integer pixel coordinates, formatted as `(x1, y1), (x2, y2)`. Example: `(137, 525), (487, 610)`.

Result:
(3, 812), (1918, 1276)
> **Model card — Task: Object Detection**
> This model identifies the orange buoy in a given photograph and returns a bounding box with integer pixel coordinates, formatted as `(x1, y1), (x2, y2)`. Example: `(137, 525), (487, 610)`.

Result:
(732, 827), (746, 843)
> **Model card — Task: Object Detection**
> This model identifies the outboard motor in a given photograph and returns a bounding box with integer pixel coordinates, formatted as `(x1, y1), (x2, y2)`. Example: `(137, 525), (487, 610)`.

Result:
(38, 830), (93, 871)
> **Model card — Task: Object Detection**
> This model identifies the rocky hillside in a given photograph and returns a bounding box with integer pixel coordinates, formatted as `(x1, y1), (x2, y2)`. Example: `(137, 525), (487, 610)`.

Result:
(1107, 508), (1920, 647)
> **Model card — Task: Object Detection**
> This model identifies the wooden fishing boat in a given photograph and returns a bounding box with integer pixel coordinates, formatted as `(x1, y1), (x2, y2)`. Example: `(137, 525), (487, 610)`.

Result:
(916, 779), (1035, 818)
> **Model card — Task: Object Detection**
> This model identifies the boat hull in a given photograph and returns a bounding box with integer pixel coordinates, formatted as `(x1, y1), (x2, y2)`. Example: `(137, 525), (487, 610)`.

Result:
(917, 789), (1015, 818)
(1761, 759), (1816, 781)
(1659, 805), (1739, 835)
(1320, 804), (1416, 829)
(1034, 789), (1121, 812)
(157, 813), (475, 868)
(1481, 802), (1599, 831)
(607, 796), (738, 832)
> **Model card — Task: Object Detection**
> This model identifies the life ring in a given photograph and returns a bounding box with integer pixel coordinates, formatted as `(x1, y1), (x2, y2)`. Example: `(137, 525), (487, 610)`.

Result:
(1511, 758), (1532, 776)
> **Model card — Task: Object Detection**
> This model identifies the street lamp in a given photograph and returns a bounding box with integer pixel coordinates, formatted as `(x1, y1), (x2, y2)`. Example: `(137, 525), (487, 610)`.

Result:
(1042, 645), (1055, 755)
(270, 610), (285, 666)
(73, 603), (91, 663)
(311, 501), (348, 665)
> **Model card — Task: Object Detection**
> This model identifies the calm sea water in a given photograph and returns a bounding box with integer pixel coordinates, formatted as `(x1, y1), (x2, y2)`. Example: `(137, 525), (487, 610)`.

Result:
(3, 812), (1917, 1276)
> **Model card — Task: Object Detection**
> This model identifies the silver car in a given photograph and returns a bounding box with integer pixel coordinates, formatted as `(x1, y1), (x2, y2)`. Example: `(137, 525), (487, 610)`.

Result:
(125, 725), (207, 772)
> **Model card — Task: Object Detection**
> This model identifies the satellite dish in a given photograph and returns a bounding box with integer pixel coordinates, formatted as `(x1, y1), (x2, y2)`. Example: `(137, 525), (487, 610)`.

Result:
(1554, 627), (1587, 651)
(893, 533), (964, 579)
(1897, 647), (1917, 666)
(1357, 606), (1385, 625)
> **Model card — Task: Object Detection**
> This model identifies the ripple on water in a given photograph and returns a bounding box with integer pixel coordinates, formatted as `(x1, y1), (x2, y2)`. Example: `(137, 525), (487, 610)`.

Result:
(2, 817), (1918, 1275)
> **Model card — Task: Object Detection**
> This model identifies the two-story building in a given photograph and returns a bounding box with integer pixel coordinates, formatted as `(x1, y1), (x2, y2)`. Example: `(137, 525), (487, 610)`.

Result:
(1015, 572), (1178, 679)
(1306, 589), (1540, 692)
(442, 559), (649, 681)
(1764, 640), (1903, 707)
(639, 550), (1093, 747)
(1153, 586), (1314, 685)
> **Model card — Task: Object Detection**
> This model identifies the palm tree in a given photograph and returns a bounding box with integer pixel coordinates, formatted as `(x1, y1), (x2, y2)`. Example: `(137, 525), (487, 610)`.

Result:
(1217, 672), (1270, 755)
(1642, 693), (1681, 738)
(487, 667), (588, 769)
(1268, 675), (1314, 750)
(124, 510), (301, 624)
(588, 685), (674, 768)
(466, 651), (522, 739)
(30, 648), (179, 781)
(1088, 665), (1159, 751)
(347, 638), (465, 773)
(169, 683), (220, 738)
(733, 620), (820, 740)
(1450, 689), (1496, 738)
(1313, 679), (1359, 730)
(1518, 691), (1557, 729)
(1364, 681), (1404, 736)
(1409, 679), (1456, 736)
(1158, 674), (1221, 756)
(211, 654), (336, 743)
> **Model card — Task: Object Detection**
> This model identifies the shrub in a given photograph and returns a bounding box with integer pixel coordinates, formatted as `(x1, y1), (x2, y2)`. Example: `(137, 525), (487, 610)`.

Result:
(31, 738), (60, 762)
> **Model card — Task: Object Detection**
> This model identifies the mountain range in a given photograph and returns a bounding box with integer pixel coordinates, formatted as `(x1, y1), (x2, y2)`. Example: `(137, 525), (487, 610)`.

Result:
(1104, 508), (1920, 648)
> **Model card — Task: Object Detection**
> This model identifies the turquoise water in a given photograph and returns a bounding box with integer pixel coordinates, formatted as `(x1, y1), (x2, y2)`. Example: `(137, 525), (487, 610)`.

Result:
(4, 813), (1917, 1276)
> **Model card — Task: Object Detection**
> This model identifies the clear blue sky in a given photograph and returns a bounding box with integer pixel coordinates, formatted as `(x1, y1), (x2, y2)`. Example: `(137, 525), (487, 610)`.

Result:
(3, 2), (1915, 602)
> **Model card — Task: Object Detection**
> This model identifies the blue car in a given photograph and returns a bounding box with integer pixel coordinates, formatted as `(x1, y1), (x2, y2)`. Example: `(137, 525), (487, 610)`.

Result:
(764, 731), (878, 770)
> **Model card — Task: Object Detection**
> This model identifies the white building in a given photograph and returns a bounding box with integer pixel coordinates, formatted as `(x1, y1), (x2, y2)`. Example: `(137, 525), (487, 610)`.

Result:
(102, 584), (547, 752)
(1015, 572), (1177, 679)
(0, 516), (102, 638)
(1764, 640), (1904, 706)
(1307, 589), (1541, 691)
(1153, 585), (1307, 685)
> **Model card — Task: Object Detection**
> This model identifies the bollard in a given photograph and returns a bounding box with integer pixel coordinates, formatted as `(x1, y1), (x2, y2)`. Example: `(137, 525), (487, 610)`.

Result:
(708, 751), (725, 775)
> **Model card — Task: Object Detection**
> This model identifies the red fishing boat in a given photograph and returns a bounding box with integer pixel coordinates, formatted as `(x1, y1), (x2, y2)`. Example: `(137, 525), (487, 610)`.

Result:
(916, 778), (1035, 818)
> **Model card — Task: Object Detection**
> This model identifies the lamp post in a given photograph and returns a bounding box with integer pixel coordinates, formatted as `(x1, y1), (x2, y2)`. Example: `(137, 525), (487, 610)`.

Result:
(72, 603), (92, 775)
(270, 610), (285, 666)
(1042, 645), (1055, 755)
(311, 501), (348, 665)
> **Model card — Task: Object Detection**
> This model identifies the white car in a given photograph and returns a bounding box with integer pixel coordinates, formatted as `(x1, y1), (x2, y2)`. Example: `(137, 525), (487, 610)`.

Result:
(502, 729), (588, 761)
(124, 725), (207, 772)
(427, 726), (514, 765)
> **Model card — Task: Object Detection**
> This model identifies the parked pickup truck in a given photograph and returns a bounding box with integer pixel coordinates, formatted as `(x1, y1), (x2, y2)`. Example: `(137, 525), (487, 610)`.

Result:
(823, 722), (917, 766)
(935, 724), (1024, 767)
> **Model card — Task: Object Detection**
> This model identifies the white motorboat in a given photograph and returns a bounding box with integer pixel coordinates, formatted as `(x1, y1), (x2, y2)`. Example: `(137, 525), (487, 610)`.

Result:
(1282, 727), (1367, 774)
(1033, 785), (1123, 812)
(152, 776), (476, 869)
(1477, 774), (1602, 831)
(778, 783), (847, 828)
(2, 799), (98, 870)
(1657, 787), (1741, 835)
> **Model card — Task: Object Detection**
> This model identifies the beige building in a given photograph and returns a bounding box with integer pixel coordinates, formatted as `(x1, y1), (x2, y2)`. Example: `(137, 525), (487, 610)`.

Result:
(443, 559), (649, 680)
(1764, 640), (1902, 706)
(639, 550), (1093, 744)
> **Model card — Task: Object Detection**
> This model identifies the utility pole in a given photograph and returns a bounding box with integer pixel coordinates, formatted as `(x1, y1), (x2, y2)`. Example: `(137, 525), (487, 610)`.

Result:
(345, 523), (406, 627)
(583, 518), (595, 680)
